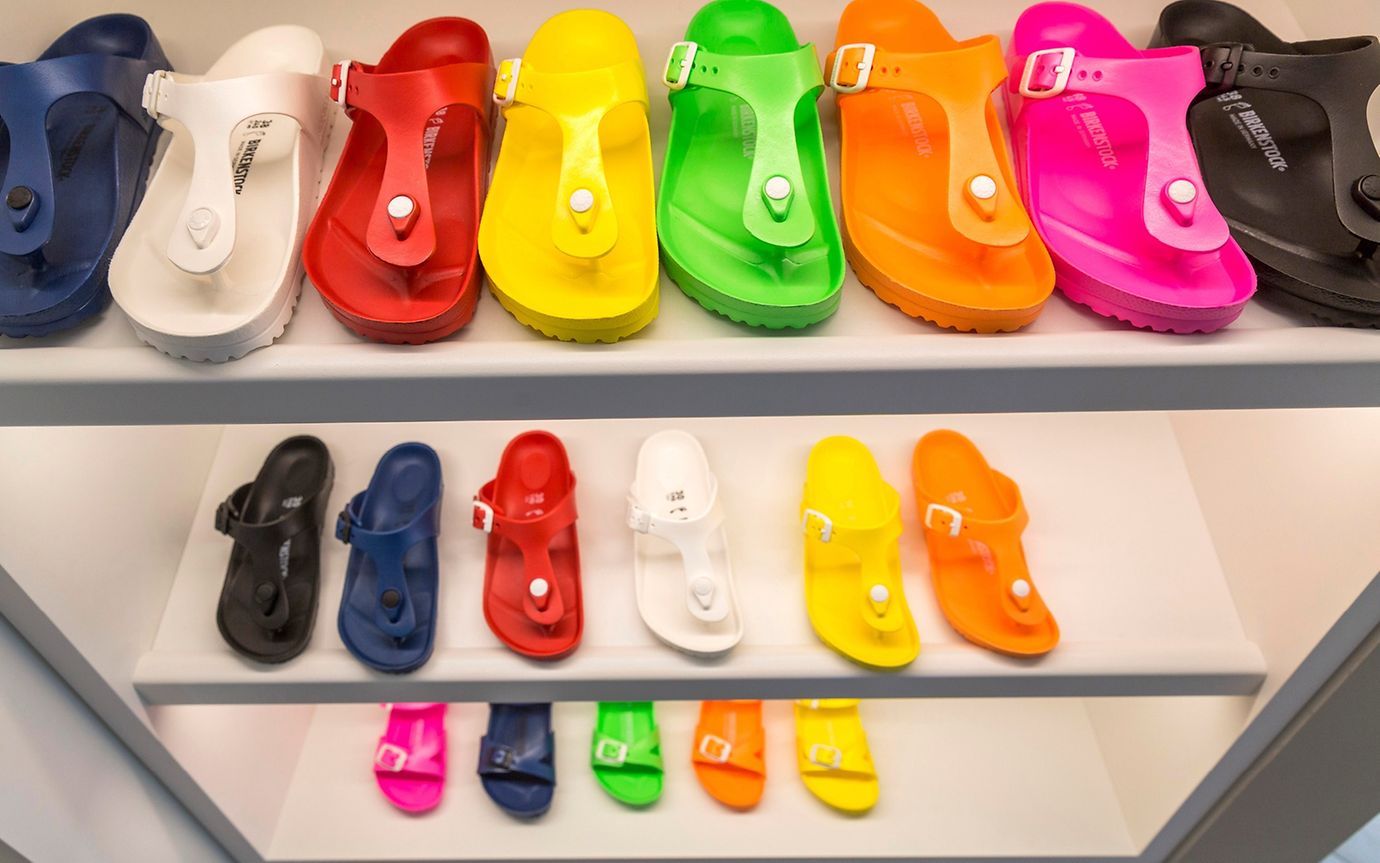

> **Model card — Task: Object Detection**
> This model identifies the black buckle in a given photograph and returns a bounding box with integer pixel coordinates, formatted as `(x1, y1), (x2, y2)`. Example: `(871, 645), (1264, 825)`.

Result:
(214, 500), (233, 535)
(488, 743), (516, 769)
(1201, 42), (1247, 92)
(334, 510), (352, 544)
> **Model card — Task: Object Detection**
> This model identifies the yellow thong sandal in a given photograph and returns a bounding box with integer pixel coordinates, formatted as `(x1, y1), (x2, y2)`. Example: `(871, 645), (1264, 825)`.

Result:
(479, 10), (659, 343)
(794, 699), (879, 814)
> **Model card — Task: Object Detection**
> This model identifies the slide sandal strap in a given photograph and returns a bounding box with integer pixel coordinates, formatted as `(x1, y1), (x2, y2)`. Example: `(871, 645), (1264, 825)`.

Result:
(1009, 45), (1232, 254)
(374, 738), (444, 783)
(478, 732), (556, 784)
(664, 43), (822, 248)
(141, 69), (327, 275)
(493, 57), (648, 259)
(797, 739), (875, 780)
(592, 729), (663, 772)
(0, 54), (158, 256)
(331, 59), (493, 268)
(801, 504), (906, 633)
(626, 478), (731, 624)
(336, 489), (442, 640)
(473, 479), (578, 628)
(693, 726), (765, 775)
(215, 482), (323, 631)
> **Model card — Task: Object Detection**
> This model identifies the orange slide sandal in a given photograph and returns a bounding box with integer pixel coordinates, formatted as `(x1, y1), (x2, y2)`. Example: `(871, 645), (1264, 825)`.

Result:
(827, 0), (1053, 332)
(912, 430), (1058, 656)
(691, 700), (766, 811)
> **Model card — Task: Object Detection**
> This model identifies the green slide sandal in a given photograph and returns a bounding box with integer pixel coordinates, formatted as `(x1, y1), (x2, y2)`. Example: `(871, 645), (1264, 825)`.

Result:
(590, 701), (664, 807)
(657, 0), (845, 329)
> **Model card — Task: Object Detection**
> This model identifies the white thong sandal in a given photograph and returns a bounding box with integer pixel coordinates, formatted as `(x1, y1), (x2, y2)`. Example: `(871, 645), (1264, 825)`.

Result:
(110, 26), (328, 362)
(627, 430), (742, 657)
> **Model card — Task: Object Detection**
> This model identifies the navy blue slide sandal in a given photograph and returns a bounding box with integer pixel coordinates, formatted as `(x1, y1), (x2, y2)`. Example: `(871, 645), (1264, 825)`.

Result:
(335, 443), (443, 674)
(0, 14), (168, 336)
(478, 702), (556, 818)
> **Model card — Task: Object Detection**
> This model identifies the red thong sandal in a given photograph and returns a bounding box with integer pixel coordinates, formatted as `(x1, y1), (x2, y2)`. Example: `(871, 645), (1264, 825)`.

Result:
(473, 431), (584, 660)
(304, 18), (494, 344)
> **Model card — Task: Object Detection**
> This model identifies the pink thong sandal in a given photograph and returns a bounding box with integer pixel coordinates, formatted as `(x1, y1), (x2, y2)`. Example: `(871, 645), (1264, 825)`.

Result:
(1005, 1), (1255, 333)
(373, 702), (447, 813)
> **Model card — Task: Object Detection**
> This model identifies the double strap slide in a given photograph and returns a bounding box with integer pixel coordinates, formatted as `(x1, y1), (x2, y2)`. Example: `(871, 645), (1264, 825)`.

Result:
(0, 15), (167, 337)
(913, 430), (1058, 656)
(479, 11), (659, 343)
(1006, 2), (1256, 333)
(693, 700), (766, 811)
(305, 19), (494, 344)
(628, 430), (742, 657)
(591, 701), (664, 807)
(474, 431), (583, 660)
(214, 436), (333, 663)
(335, 443), (443, 674)
(374, 702), (446, 814)
(110, 26), (329, 361)
(794, 699), (879, 814)
(478, 702), (556, 818)
(1152, 0), (1380, 326)
(801, 436), (919, 670)
(657, 0), (844, 329)
(828, 0), (1054, 332)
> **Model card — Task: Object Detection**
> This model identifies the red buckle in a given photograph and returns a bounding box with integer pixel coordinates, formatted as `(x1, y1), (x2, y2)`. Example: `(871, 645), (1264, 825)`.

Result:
(329, 60), (353, 107)
(472, 500), (495, 533)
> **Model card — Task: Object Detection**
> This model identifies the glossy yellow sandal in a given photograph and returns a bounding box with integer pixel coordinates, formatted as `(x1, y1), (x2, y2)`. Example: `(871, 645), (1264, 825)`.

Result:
(479, 10), (659, 343)
(794, 699), (879, 814)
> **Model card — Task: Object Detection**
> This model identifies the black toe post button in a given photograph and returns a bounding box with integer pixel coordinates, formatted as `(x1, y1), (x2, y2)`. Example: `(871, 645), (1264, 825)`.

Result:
(1353, 175), (1380, 221)
(381, 589), (401, 610)
(6, 185), (37, 231)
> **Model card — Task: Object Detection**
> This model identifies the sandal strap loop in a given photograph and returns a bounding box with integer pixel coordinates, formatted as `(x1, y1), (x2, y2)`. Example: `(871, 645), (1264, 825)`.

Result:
(626, 476), (730, 624)
(477, 732), (556, 784)
(473, 478), (578, 628)
(336, 488), (442, 640)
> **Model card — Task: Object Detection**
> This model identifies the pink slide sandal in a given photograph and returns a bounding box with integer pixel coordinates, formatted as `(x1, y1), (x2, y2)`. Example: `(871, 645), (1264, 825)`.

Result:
(1005, 2), (1255, 333)
(373, 702), (447, 813)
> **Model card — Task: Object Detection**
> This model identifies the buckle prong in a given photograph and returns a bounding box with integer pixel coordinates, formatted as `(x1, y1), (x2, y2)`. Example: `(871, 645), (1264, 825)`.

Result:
(1019, 47), (1076, 99)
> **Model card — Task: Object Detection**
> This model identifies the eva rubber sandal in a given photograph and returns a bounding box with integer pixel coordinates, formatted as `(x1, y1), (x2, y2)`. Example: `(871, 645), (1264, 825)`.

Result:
(827, 0), (1054, 332)
(0, 15), (167, 337)
(305, 19), (494, 344)
(1005, 1), (1256, 333)
(109, 26), (328, 362)
(335, 443), (443, 674)
(213, 436), (333, 663)
(692, 700), (766, 811)
(912, 430), (1058, 656)
(794, 699), (878, 815)
(657, 0), (844, 329)
(801, 436), (919, 670)
(479, 10), (659, 343)
(478, 702), (556, 819)
(374, 702), (446, 814)
(1152, 1), (1380, 326)
(473, 431), (583, 660)
(628, 430), (742, 657)
(591, 701), (663, 807)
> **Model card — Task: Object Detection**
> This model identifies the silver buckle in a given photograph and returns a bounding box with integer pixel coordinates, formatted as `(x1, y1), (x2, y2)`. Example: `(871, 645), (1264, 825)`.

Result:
(594, 738), (628, 765)
(698, 733), (732, 764)
(807, 743), (842, 769)
(1019, 47), (1076, 99)
(924, 503), (963, 538)
(801, 508), (834, 543)
(664, 41), (699, 91)
(829, 42), (876, 94)
(374, 742), (408, 772)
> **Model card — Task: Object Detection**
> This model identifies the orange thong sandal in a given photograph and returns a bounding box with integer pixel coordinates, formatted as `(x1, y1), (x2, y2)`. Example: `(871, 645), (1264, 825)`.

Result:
(692, 700), (766, 811)
(827, 0), (1054, 332)
(912, 430), (1058, 656)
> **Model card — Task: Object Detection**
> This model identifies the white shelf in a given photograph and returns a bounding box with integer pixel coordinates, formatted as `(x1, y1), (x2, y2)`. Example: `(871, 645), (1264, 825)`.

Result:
(134, 412), (1264, 704)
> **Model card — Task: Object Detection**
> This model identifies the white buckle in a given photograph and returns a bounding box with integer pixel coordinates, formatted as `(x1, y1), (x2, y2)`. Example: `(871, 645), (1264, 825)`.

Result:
(472, 500), (495, 534)
(141, 70), (171, 119)
(374, 742), (408, 772)
(626, 499), (653, 534)
(664, 41), (699, 91)
(802, 508), (834, 543)
(493, 58), (522, 106)
(829, 42), (876, 94)
(698, 734), (733, 763)
(594, 738), (628, 765)
(329, 60), (353, 108)
(1019, 47), (1076, 99)
(924, 503), (963, 538)
(808, 743), (842, 769)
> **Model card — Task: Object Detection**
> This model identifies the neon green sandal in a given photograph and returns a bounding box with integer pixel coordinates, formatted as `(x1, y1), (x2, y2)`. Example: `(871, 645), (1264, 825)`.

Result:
(591, 701), (664, 807)
(657, 0), (845, 329)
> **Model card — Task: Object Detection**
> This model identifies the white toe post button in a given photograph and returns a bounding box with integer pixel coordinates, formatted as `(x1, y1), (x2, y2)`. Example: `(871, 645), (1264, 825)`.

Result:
(763, 175), (794, 222)
(569, 188), (595, 214)
(387, 194), (419, 238)
(868, 583), (891, 614)
(1164, 179), (1199, 226)
(186, 207), (219, 248)
(765, 176), (792, 201)
(965, 174), (1000, 220)
(1167, 179), (1197, 204)
(969, 174), (998, 201)
(529, 578), (550, 599)
(1011, 578), (1032, 599)
(691, 576), (715, 608)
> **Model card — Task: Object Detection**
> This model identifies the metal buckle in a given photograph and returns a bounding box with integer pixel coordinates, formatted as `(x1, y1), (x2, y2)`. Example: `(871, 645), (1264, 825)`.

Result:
(493, 58), (522, 106)
(1201, 42), (1247, 91)
(1018, 47), (1076, 99)
(801, 508), (834, 543)
(626, 500), (653, 534)
(334, 510), (352, 543)
(807, 743), (842, 769)
(829, 43), (876, 94)
(488, 743), (516, 769)
(924, 503), (964, 538)
(472, 500), (495, 533)
(594, 738), (628, 766)
(698, 734), (732, 764)
(374, 742), (408, 772)
(664, 41), (699, 91)
(328, 60), (353, 108)
(141, 70), (171, 120)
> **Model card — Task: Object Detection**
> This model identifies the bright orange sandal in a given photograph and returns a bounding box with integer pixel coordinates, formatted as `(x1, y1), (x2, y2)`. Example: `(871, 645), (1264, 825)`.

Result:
(692, 700), (766, 811)
(912, 430), (1058, 656)
(827, 0), (1054, 332)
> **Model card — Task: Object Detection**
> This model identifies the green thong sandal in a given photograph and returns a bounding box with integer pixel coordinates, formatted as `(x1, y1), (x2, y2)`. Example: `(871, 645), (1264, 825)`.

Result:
(591, 701), (664, 807)
(657, 0), (845, 329)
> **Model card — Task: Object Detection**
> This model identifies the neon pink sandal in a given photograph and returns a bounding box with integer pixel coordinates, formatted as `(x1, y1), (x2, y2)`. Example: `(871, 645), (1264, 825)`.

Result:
(1005, 2), (1256, 333)
(373, 703), (446, 813)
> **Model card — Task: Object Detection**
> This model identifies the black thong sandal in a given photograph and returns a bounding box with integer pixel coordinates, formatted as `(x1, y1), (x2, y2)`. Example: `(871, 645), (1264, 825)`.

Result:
(1152, 0), (1380, 326)
(214, 436), (334, 663)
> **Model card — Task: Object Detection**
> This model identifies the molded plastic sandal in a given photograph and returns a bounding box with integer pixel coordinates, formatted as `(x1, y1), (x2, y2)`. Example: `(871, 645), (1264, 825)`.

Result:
(801, 436), (919, 670)
(591, 701), (663, 807)
(912, 430), (1058, 656)
(478, 702), (556, 818)
(657, 0), (844, 329)
(305, 19), (494, 344)
(1005, 2), (1256, 333)
(214, 436), (334, 663)
(374, 702), (446, 813)
(109, 26), (328, 361)
(473, 431), (583, 660)
(794, 699), (878, 814)
(827, 0), (1054, 332)
(692, 700), (766, 811)
(628, 430), (742, 657)
(1152, 1), (1380, 327)
(0, 15), (167, 337)
(479, 11), (659, 343)
(335, 443), (443, 674)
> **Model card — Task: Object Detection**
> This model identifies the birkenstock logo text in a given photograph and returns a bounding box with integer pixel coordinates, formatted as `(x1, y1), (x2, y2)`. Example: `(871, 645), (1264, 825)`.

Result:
(734, 104), (756, 159)
(1217, 93), (1288, 172)
(423, 108), (448, 170)
(1074, 108), (1119, 170)
(897, 101), (933, 158)
(56, 123), (97, 180)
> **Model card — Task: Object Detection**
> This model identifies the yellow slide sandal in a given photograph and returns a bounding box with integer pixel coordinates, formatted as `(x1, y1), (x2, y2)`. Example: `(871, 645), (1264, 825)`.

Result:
(794, 699), (879, 814)
(479, 10), (659, 343)
(801, 436), (919, 669)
